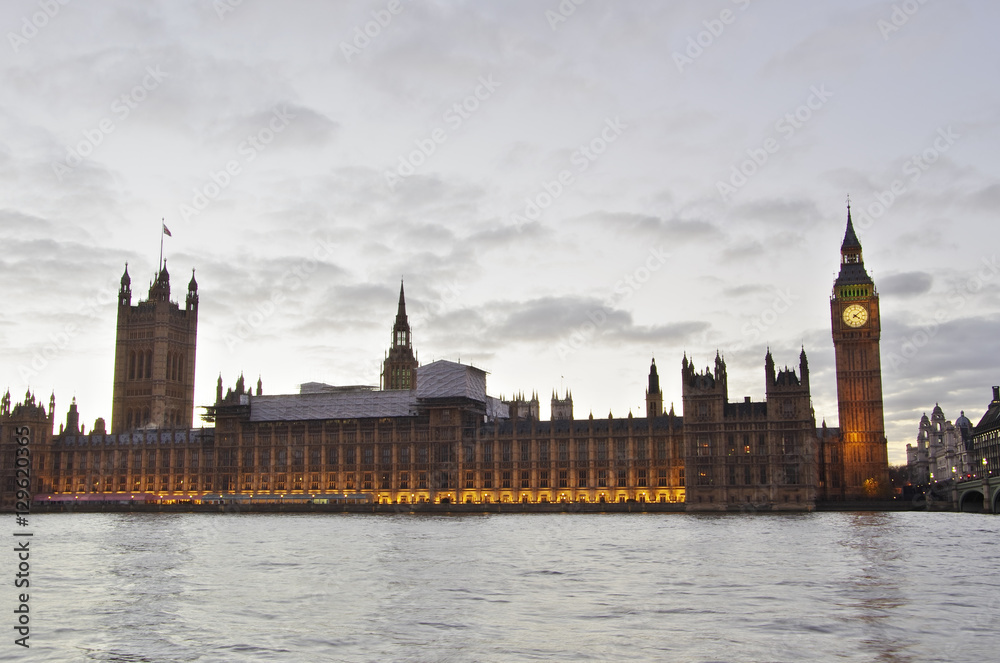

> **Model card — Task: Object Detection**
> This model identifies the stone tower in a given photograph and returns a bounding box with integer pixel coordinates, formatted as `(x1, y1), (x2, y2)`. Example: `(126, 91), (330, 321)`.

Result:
(381, 280), (418, 390)
(830, 205), (889, 498)
(551, 390), (573, 420)
(110, 262), (199, 433)
(646, 357), (663, 417)
(0, 389), (55, 504)
(682, 351), (817, 510)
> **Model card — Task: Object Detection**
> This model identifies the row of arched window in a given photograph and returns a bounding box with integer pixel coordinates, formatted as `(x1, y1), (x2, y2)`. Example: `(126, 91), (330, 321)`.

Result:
(125, 350), (186, 382)
(840, 286), (870, 299)
(124, 407), (151, 430)
(123, 407), (185, 430)
(128, 350), (153, 380)
(167, 351), (186, 382)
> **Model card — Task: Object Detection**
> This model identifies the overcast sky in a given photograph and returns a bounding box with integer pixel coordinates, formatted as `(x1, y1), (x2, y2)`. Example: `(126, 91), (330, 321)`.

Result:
(2, 0), (999, 464)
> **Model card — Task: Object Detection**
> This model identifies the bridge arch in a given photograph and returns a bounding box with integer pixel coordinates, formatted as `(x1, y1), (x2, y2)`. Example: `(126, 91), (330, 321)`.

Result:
(959, 489), (985, 513)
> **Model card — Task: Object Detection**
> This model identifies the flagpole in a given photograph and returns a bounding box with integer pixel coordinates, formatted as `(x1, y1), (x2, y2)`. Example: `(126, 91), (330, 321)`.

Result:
(159, 218), (164, 271)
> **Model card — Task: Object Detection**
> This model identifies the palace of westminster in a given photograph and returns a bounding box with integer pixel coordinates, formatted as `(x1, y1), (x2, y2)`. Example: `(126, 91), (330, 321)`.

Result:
(1, 209), (912, 510)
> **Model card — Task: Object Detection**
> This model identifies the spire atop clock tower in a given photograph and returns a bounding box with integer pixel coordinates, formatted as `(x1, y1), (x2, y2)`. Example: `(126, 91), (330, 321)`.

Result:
(835, 204), (874, 290)
(841, 202), (862, 253)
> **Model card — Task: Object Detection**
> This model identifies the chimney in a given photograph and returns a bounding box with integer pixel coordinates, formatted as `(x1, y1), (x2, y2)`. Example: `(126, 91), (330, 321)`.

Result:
(993, 386), (999, 403)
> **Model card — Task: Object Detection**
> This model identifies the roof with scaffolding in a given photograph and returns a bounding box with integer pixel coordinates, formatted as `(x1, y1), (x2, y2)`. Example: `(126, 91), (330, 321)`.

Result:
(246, 359), (493, 422)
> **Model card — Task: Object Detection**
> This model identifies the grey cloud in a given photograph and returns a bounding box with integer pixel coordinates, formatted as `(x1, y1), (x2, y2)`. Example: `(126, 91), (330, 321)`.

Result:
(879, 271), (933, 298)
(966, 182), (1000, 211)
(722, 284), (772, 298)
(620, 321), (711, 344)
(495, 297), (630, 342)
(880, 315), (1000, 385)
(575, 211), (721, 243)
(734, 198), (823, 228)
(0, 210), (53, 236)
(722, 237), (764, 262)
(760, 6), (885, 79)
(204, 104), (339, 150)
(421, 296), (710, 356)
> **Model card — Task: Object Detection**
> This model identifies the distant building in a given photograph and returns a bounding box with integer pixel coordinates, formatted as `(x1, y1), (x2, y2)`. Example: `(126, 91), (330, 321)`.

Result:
(906, 405), (974, 483)
(970, 386), (1000, 480)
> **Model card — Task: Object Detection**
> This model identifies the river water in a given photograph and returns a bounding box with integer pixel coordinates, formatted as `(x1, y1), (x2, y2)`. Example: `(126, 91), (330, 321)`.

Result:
(5, 511), (998, 662)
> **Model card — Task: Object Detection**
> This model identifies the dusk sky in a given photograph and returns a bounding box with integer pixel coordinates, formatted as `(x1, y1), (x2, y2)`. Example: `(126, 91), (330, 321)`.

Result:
(2, 0), (999, 464)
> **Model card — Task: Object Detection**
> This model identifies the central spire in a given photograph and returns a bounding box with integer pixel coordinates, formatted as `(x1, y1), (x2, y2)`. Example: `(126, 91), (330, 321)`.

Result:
(383, 279), (417, 389)
(394, 279), (410, 334)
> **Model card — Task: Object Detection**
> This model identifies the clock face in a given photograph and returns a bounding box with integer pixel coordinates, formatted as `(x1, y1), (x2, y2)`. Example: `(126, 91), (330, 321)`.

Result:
(843, 303), (868, 328)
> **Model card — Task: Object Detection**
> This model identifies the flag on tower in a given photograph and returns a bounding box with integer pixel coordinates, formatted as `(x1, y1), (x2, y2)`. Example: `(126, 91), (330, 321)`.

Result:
(162, 223), (172, 237)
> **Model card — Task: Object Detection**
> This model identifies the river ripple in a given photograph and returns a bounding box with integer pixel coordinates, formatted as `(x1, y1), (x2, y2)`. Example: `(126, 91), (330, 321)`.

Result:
(6, 511), (998, 662)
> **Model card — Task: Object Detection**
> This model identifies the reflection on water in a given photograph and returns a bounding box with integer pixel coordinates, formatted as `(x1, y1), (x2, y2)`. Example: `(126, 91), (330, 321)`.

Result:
(11, 511), (1000, 662)
(838, 513), (912, 662)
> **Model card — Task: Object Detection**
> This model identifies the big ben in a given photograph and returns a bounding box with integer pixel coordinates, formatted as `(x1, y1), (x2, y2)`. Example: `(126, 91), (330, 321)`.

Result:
(830, 204), (890, 498)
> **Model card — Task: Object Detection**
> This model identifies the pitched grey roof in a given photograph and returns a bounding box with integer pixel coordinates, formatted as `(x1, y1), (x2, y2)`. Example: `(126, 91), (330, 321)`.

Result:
(834, 262), (874, 286)
(973, 396), (1000, 437)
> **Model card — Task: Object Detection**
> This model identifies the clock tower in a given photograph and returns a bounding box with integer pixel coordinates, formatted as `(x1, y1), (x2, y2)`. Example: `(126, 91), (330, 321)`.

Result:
(830, 205), (890, 498)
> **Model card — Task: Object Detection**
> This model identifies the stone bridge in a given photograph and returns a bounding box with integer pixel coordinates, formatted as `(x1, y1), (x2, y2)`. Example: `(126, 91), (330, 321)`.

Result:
(953, 477), (1000, 513)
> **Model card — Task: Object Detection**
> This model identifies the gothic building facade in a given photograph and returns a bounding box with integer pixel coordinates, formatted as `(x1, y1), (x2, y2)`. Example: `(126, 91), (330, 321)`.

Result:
(2, 207), (895, 511)
(682, 350), (818, 508)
